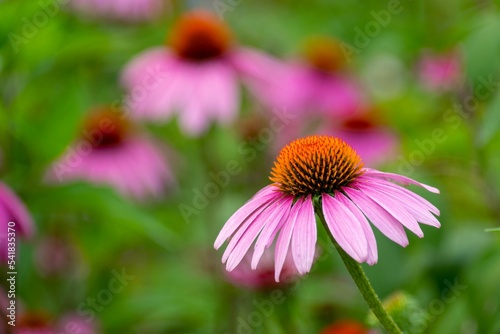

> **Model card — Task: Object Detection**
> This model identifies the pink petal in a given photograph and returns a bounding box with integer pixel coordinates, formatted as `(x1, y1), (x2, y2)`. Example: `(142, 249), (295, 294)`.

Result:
(291, 196), (317, 275)
(357, 176), (439, 215)
(274, 200), (303, 281)
(322, 193), (368, 263)
(214, 185), (280, 249)
(251, 196), (293, 269)
(362, 168), (439, 194)
(223, 194), (285, 271)
(357, 177), (440, 228)
(344, 187), (409, 247)
(356, 184), (424, 238)
(335, 192), (378, 265)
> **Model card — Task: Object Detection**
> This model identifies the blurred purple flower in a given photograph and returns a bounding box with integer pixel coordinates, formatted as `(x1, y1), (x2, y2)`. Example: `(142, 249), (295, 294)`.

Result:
(255, 36), (366, 118)
(46, 108), (175, 200)
(215, 136), (440, 281)
(69, 0), (166, 22)
(121, 10), (282, 136)
(0, 182), (34, 262)
(35, 235), (78, 277)
(272, 107), (398, 166)
(417, 50), (463, 92)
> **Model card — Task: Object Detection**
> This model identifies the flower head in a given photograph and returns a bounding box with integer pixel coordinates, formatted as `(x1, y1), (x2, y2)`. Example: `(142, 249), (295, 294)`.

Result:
(254, 36), (365, 118)
(121, 10), (281, 135)
(169, 11), (232, 61)
(46, 108), (175, 200)
(302, 36), (347, 73)
(215, 136), (440, 281)
(417, 50), (463, 92)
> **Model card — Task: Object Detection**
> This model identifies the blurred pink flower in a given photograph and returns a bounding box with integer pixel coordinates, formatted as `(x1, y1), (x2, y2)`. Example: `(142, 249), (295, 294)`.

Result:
(57, 314), (98, 334)
(215, 136), (440, 281)
(46, 108), (175, 200)
(255, 36), (365, 118)
(272, 108), (398, 166)
(69, 0), (166, 22)
(35, 235), (78, 277)
(224, 246), (301, 289)
(0, 182), (34, 262)
(121, 10), (282, 136)
(417, 50), (463, 92)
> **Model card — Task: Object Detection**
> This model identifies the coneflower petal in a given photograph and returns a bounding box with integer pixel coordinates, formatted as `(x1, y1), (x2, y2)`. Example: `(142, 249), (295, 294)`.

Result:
(355, 184), (424, 238)
(362, 180), (441, 228)
(251, 196), (293, 269)
(291, 196), (316, 275)
(275, 201), (303, 281)
(214, 185), (280, 249)
(362, 168), (439, 194)
(344, 188), (409, 247)
(358, 176), (440, 216)
(335, 192), (378, 265)
(322, 194), (369, 263)
(225, 195), (286, 271)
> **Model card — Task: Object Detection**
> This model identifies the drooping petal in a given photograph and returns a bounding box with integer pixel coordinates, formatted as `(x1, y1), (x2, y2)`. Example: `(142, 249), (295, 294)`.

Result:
(322, 193), (369, 263)
(214, 185), (281, 249)
(291, 196), (317, 275)
(358, 176), (440, 215)
(344, 187), (409, 247)
(357, 177), (440, 227)
(274, 200), (303, 281)
(355, 183), (424, 238)
(335, 192), (378, 265)
(251, 196), (293, 269)
(362, 168), (439, 194)
(224, 194), (285, 271)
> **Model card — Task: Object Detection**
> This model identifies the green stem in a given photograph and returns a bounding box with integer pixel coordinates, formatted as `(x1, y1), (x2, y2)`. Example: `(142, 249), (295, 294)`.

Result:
(315, 207), (403, 334)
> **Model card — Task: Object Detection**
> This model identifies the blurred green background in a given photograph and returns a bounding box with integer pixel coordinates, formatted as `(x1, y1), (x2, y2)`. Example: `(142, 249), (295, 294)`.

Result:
(1, 0), (500, 333)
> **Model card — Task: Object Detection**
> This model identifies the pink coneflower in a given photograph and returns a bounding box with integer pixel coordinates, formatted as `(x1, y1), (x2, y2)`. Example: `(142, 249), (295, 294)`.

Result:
(417, 50), (463, 92)
(215, 136), (440, 281)
(69, 0), (166, 22)
(0, 182), (34, 262)
(47, 108), (174, 200)
(257, 36), (365, 118)
(224, 246), (300, 289)
(121, 10), (281, 136)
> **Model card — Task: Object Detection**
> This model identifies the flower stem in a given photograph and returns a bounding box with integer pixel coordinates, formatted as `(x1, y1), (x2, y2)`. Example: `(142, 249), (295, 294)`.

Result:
(315, 207), (403, 334)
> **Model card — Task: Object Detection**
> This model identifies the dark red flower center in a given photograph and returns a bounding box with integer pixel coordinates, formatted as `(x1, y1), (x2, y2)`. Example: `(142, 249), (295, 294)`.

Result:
(169, 11), (232, 61)
(303, 36), (347, 73)
(342, 117), (375, 131)
(82, 108), (130, 148)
